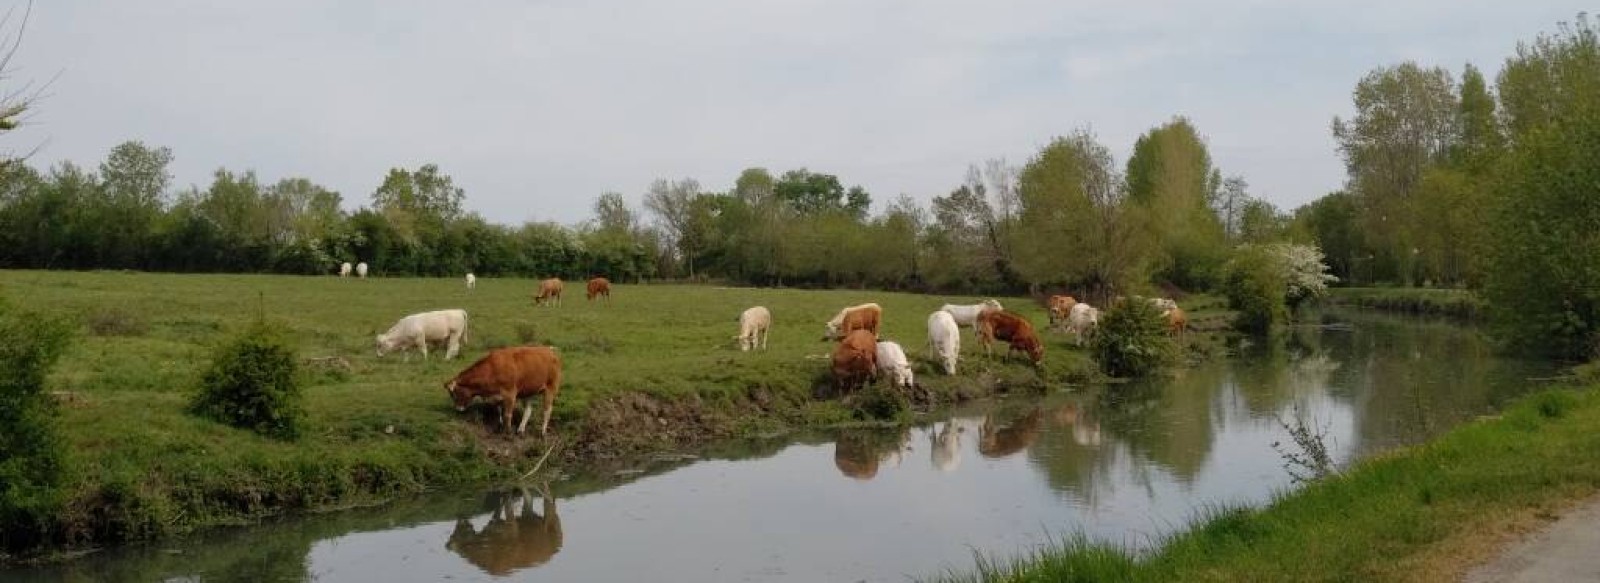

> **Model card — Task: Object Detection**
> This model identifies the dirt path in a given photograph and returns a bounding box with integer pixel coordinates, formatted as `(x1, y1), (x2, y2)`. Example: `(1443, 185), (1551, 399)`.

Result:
(1464, 497), (1600, 582)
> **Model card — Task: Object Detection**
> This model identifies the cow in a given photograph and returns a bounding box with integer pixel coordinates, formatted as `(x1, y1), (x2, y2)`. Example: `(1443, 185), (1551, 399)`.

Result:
(875, 341), (914, 389)
(736, 306), (771, 352)
(940, 299), (1004, 336)
(1167, 306), (1188, 338)
(444, 346), (563, 436)
(533, 278), (563, 307)
(929, 421), (962, 473)
(830, 329), (878, 393)
(1067, 303), (1100, 347)
(1047, 295), (1078, 329)
(978, 408), (1043, 459)
(822, 303), (882, 341)
(466, 272), (477, 290)
(1151, 297), (1179, 313)
(376, 309), (469, 361)
(446, 486), (563, 576)
(356, 262), (368, 278)
(339, 262), (352, 277)
(976, 309), (1044, 365)
(926, 310), (961, 376)
(586, 277), (611, 302)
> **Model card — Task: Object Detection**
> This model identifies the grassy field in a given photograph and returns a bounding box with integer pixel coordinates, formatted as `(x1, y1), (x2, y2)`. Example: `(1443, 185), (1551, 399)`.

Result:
(931, 384), (1600, 583)
(0, 270), (1229, 557)
(1328, 287), (1486, 320)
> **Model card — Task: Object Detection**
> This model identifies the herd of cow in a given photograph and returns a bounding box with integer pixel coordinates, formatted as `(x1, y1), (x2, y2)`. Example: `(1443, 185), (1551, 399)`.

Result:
(360, 270), (1187, 440)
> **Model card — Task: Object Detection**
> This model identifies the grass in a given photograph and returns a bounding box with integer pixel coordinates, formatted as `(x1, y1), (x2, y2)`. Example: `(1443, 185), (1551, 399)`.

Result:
(0, 270), (1230, 558)
(930, 385), (1600, 582)
(1329, 287), (1486, 320)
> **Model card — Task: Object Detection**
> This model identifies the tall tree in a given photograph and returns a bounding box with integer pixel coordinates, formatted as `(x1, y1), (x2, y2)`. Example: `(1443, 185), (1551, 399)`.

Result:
(1012, 129), (1146, 298)
(1124, 117), (1227, 289)
(643, 178), (707, 277)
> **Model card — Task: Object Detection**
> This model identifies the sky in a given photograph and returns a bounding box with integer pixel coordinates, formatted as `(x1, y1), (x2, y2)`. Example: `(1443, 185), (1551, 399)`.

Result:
(9, 1), (1592, 225)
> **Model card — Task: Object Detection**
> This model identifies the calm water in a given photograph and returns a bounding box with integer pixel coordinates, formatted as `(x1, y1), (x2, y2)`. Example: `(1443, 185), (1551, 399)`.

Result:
(9, 311), (1556, 582)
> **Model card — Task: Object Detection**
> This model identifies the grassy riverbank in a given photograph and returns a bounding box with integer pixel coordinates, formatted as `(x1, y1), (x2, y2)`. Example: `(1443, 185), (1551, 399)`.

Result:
(1328, 287), (1486, 320)
(933, 383), (1600, 582)
(0, 270), (1224, 560)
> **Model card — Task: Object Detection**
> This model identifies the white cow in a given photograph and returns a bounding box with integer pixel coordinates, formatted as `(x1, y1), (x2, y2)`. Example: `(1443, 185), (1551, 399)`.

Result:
(375, 309), (469, 360)
(339, 262), (352, 277)
(875, 341), (914, 388)
(1067, 303), (1100, 346)
(926, 310), (961, 375)
(356, 262), (369, 278)
(465, 272), (477, 290)
(737, 306), (771, 351)
(940, 299), (1003, 336)
(930, 421), (962, 472)
(1151, 297), (1178, 314)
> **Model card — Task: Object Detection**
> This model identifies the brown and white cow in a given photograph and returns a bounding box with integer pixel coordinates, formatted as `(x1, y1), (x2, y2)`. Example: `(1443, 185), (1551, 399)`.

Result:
(976, 309), (1044, 365)
(586, 277), (611, 302)
(823, 303), (882, 341)
(533, 278), (563, 307)
(830, 329), (878, 393)
(445, 346), (563, 436)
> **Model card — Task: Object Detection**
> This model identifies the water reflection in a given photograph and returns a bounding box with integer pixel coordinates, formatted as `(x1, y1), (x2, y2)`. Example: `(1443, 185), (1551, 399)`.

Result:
(445, 485), (563, 577)
(929, 421), (964, 472)
(977, 407), (1043, 459)
(834, 428), (910, 480)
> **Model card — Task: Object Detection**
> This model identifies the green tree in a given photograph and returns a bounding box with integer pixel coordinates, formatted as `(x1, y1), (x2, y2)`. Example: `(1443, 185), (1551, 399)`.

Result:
(1124, 117), (1228, 289)
(1013, 130), (1150, 298)
(0, 298), (73, 552)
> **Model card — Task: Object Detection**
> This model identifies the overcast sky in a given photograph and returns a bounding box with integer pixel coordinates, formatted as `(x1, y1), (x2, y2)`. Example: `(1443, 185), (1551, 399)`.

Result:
(11, 2), (1591, 224)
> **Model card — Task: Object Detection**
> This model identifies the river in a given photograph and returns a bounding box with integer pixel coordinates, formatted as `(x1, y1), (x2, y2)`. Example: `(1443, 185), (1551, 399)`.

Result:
(7, 310), (1556, 582)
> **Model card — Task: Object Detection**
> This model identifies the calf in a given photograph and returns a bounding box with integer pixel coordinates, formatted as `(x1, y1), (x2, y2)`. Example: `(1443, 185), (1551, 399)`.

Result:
(586, 277), (611, 302)
(356, 262), (368, 278)
(875, 341), (914, 388)
(533, 278), (564, 307)
(466, 272), (477, 290)
(976, 309), (1044, 365)
(737, 306), (771, 351)
(444, 346), (563, 436)
(823, 303), (882, 341)
(339, 262), (352, 277)
(1067, 303), (1100, 347)
(926, 310), (961, 375)
(830, 329), (878, 393)
(376, 309), (470, 360)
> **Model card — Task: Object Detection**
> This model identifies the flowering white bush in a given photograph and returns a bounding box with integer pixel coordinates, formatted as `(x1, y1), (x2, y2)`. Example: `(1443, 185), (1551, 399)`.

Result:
(1269, 243), (1338, 306)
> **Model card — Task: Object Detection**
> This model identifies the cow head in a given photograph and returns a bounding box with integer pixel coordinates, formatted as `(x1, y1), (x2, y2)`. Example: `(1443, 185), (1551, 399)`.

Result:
(822, 321), (842, 342)
(445, 379), (473, 411)
(981, 298), (1003, 311)
(375, 334), (392, 357)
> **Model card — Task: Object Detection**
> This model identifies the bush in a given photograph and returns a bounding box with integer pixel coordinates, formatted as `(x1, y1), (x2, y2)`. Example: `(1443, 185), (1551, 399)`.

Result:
(1090, 298), (1175, 377)
(849, 384), (908, 421)
(0, 299), (74, 552)
(189, 321), (304, 440)
(1223, 245), (1288, 334)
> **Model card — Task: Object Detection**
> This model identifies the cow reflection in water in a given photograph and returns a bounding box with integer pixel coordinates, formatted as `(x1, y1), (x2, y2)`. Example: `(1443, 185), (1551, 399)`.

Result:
(834, 428), (911, 480)
(1051, 402), (1102, 447)
(978, 408), (1043, 459)
(930, 421), (963, 472)
(446, 485), (563, 576)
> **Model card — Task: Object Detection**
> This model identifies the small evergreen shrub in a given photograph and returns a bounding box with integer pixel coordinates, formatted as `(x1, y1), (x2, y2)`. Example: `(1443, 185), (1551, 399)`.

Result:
(190, 321), (304, 440)
(0, 299), (74, 552)
(1090, 298), (1175, 378)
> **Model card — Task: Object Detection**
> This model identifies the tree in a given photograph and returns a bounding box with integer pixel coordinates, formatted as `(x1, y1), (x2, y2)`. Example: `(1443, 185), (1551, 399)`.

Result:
(1012, 129), (1147, 299)
(733, 167), (775, 205)
(773, 168), (870, 217)
(1124, 117), (1228, 289)
(1454, 63), (1504, 170)
(370, 164), (465, 245)
(1292, 191), (1363, 283)
(1214, 175), (1249, 241)
(643, 178), (706, 277)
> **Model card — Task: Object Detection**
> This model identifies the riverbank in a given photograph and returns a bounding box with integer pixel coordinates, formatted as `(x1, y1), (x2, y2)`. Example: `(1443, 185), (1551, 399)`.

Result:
(1327, 287), (1485, 320)
(0, 271), (1227, 562)
(932, 382), (1600, 582)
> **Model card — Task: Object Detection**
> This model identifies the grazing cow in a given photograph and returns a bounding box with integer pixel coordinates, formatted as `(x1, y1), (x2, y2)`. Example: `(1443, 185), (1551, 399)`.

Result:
(586, 277), (611, 302)
(376, 309), (470, 360)
(339, 262), (352, 277)
(978, 408), (1043, 459)
(445, 346), (563, 436)
(830, 329), (878, 393)
(356, 262), (369, 278)
(533, 278), (563, 307)
(976, 309), (1045, 365)
(466, 272), (477, 290)
(1047, 295), (1078, 329)
(926, 311), (961, 376)
(930, 421), (962, 472)
(736, 306), (771, 352)
(822, 303), (882, 341)
(1151, 297), (1178, 313)
(940, 299), (1004, 336)
(1166, 306), (1188, 337)
(446, 486), (563, 576)
(875, 341), (914, 389)
(1067, 303), (1101, 346)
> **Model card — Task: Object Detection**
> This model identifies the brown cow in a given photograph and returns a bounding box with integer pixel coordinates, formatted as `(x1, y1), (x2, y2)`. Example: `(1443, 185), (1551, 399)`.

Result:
(830, 329), (878, 393)
(822, 303), (882, 341)
(976, 309), (1044, 365)
(446, 486), (563, 576)
(1047, 295), (1078, 329)
(586, 277), (611, 302)
(445, 346), (562, 436)
(1167, 306), (1188, 338)
(978, 408), (1043, 459)
(533, 278), (563, 307)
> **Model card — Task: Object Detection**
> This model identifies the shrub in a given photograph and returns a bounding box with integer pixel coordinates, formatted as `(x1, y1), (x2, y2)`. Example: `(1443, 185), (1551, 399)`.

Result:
(0, 299), (74, 552)
(850, 384), (908, 421)
(1223, 245), (1289, 334)
(1090, 298), (1175, 377)
(85, 307), (148, 337)
(189, 321), (304, 440)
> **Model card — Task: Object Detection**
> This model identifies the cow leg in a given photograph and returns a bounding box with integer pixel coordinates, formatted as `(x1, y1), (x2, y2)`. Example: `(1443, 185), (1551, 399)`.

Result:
(502, 395), (517, 434)
(446, 333), (461, 360)
(516, 400), (534, 434)
(538, 389), (555, 437)
(418, 335), (429, 360)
